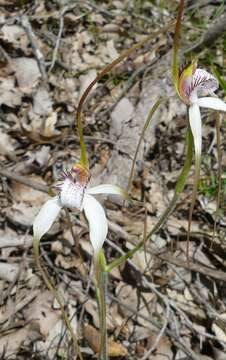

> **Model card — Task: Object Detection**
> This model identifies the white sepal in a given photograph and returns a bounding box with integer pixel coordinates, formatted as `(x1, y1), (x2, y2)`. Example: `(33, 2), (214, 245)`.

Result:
(197, 97), (226, 112)
(87, 184), (127, 198)
(189, 103), (202, 158)
(33, 196), (62, 241)
(83, 193), (108, 253)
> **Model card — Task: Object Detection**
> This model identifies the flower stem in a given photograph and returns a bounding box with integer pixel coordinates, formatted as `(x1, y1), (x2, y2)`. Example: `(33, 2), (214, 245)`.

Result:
(33, 238), (83, 360)
(212, 113), (222, 244)
(106, 127), (193, 273)
(94, 251), (108, 360)
(99, 271), (108, 360)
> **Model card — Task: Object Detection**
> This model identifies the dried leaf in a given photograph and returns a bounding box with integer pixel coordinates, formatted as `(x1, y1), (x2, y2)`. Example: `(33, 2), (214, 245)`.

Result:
(110, 98), (134, 139)
(0, 262), (19, 282)
(12, 57), (41, 92)
(78, 69), (97, 101)
(0, 132), (15, 157)
(0, 324), (38, 358)
(212, 323), (226, 343)
(42, 112), (60, 137)
(33, 86), (53, 116)
(24, 291), (61, 337)
(84, 324), (128, 357)
(0, 25), (28, 51)
(0, 77), (22, 107)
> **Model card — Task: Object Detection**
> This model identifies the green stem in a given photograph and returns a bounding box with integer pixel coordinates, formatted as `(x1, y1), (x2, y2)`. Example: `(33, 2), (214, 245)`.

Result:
(212, 113), (222, 243)
(99, 271), (108, 360)
(106, 127), (193, 273)
(186, 150), (201, 265)
(33, 238), (83, 360)
(94, 251), (108, 360)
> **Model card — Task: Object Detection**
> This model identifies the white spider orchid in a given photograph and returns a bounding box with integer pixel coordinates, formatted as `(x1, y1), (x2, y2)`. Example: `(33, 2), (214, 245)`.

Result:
(33, 164), (128, 254)
(178, 61), (226, 162)
(177, 61), (226, 252)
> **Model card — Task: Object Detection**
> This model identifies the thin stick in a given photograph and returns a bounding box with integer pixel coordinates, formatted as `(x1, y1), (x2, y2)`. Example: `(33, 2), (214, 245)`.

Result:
(20, 15), (47, 83)
(0, 168), (49, 193)
(33, 238), (83, 360)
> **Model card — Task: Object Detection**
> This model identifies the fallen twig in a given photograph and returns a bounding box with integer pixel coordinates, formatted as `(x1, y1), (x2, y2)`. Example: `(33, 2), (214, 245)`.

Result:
(0, 168), (49, 193)
(20, 15), (47, 83)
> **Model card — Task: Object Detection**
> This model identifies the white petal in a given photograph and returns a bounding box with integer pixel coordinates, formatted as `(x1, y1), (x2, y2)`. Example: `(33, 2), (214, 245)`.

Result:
(33, 197), (62, 240)
(83, 194), (108, 253)
(87, 184), (128, 198)
(197, 97), (226, 112)
(189, 104), (202, 157)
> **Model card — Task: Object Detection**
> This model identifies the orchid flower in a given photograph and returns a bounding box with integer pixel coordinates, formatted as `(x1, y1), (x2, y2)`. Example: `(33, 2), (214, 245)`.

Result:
(177, 61), (226, 254)
(33, 164), (128, 254)
(178, 61), (226, 165)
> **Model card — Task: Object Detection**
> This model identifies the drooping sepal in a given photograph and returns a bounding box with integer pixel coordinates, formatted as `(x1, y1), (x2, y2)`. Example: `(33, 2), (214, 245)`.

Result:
(33, 196), (62, 241)
(83, 193), (108, 253)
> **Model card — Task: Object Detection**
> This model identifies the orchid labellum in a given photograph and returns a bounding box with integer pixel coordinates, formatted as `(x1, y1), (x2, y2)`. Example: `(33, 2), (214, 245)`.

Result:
(33, 163), (128, 254)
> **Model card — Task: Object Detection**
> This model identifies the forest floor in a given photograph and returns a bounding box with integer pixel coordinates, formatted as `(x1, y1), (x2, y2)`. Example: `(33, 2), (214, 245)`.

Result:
(0, 1), (226, 359)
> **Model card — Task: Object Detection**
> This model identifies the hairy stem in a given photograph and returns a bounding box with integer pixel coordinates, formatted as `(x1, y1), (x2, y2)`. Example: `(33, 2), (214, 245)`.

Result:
(106, 127), (193, 273)
(212, 113), (222, 244)
(94, 251), (108, 360)
(33, 238), (83, 360)
(99, 271), (108, 360)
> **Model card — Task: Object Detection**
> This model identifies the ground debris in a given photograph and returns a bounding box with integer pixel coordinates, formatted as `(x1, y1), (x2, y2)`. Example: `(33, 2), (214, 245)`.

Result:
(0, 1), (225, 359)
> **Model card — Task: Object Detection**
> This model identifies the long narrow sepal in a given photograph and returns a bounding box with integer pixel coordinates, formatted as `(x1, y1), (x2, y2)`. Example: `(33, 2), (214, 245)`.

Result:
(33, 197), (62, 241)
(187, 104), (202, 265)
(76, 21), (174, 171)
(83, 194), (108, 253)
(87, 184), (130, 201)
(189, 104), (202, 157)
(172, 0), (185, 94)
(197, 97), (226, 112)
